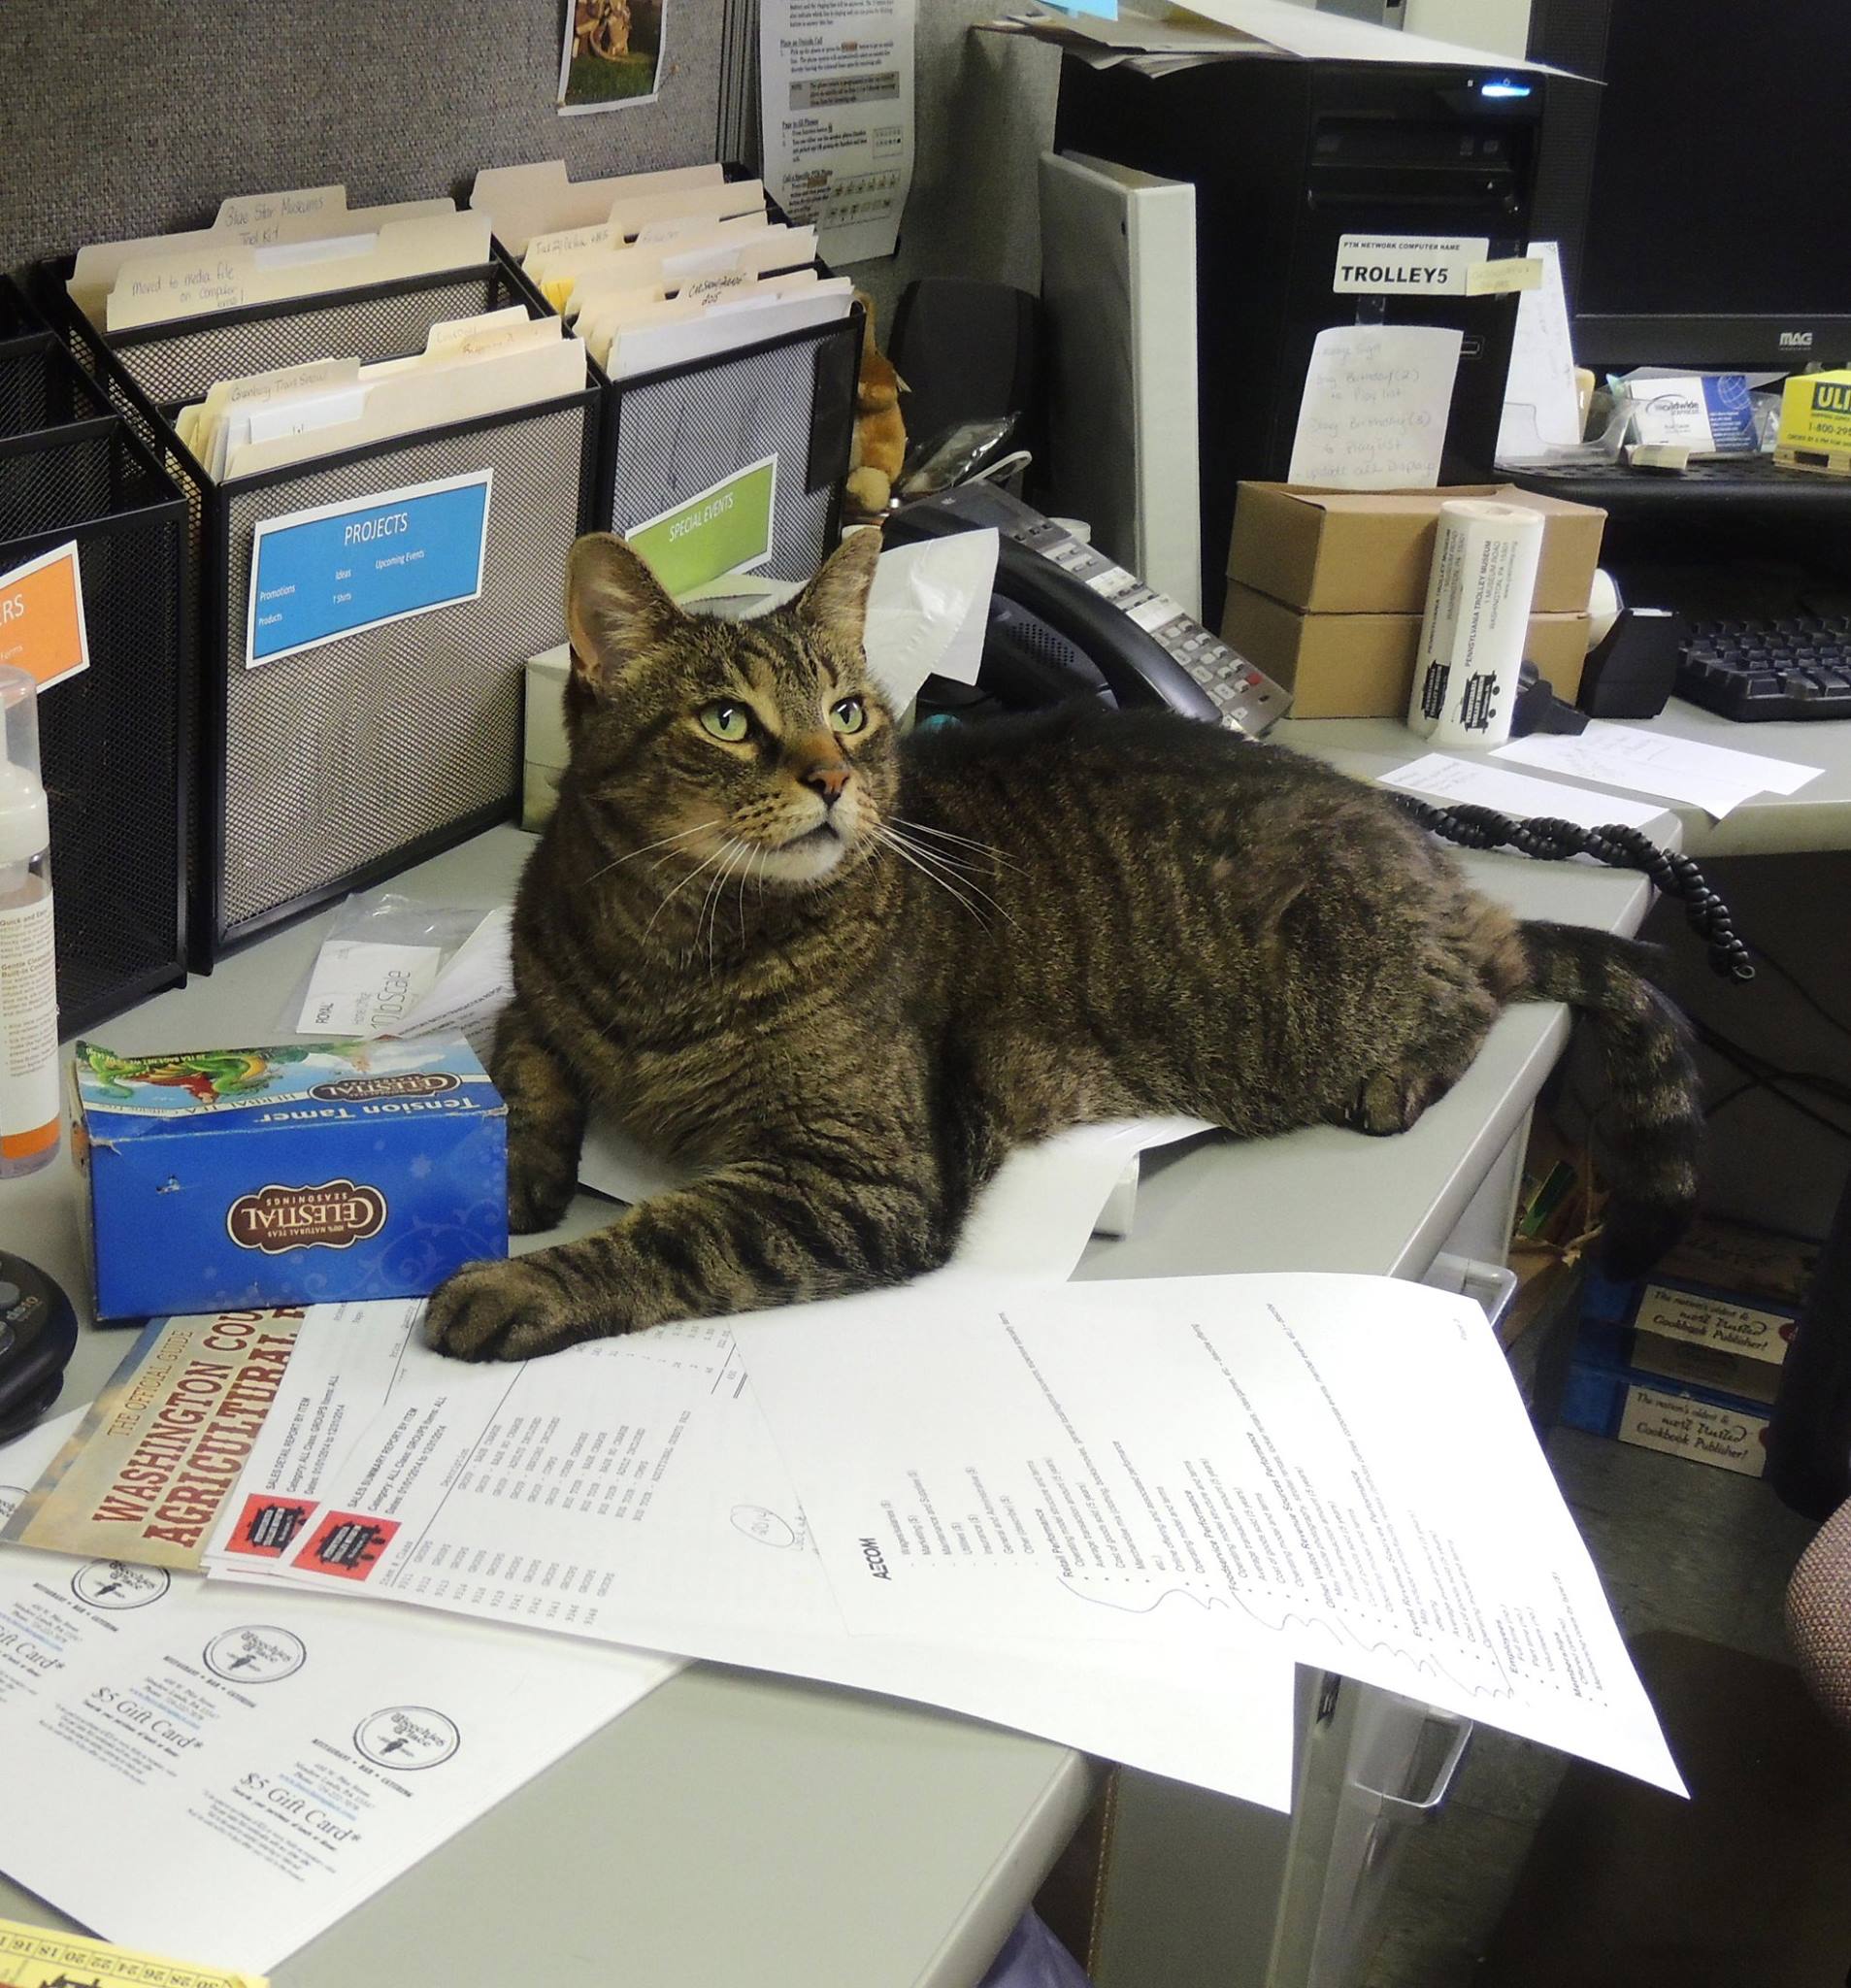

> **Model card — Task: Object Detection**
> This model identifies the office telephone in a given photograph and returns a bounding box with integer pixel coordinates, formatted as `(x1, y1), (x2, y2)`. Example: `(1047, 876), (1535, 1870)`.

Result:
(883, 483), (1292, 739)
(879, 482), (1758, 984)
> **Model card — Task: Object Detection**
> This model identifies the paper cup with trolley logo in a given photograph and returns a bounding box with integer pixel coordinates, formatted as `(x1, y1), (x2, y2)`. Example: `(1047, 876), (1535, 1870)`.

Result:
(1405, 501), (1545, 750)
(0, 667), (57, 1178)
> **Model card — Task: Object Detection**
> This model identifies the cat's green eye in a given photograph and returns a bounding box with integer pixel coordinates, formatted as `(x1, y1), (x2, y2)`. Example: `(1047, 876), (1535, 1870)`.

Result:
(829, 697), (867, 737)
(699, 702), (750, 743)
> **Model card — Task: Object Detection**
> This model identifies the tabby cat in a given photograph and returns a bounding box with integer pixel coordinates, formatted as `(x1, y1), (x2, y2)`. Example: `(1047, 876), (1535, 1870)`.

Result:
(424, 528), (1701, 1361)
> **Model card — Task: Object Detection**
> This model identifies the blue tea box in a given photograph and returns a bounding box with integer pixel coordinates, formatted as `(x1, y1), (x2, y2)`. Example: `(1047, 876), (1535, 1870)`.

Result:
(72, 1034), (507, 1319)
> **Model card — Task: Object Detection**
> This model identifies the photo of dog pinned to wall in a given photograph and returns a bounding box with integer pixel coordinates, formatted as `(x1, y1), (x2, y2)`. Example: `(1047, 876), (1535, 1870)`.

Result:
(557, 0), (665, 113)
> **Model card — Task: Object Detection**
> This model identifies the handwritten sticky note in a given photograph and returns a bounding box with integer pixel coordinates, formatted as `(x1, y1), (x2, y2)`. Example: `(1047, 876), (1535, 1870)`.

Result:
(1287, 324), (1463, 489)
(0, 541), (89, 692)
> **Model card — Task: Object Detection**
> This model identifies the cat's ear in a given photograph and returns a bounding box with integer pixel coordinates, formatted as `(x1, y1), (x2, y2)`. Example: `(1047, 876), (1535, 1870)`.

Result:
(792, 527), (883, 645)
(565, 533), (682, 695)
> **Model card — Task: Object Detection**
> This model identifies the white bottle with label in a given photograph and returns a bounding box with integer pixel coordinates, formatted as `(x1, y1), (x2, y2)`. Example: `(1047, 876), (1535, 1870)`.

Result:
(0, 667), (58, 1177)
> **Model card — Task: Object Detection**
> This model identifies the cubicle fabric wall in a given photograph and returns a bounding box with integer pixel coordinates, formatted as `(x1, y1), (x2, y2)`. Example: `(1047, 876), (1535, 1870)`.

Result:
(0, 0), (727, 271)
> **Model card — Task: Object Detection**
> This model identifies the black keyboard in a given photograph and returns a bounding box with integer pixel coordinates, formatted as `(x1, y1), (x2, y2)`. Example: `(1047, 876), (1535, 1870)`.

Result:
(1675, 614), (1851, 720)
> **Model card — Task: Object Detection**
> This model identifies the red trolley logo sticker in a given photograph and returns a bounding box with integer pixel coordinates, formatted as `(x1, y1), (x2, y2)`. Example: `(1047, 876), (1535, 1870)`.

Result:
(224, 1492), (319, 1559)
(293, 1509), (400, 1581)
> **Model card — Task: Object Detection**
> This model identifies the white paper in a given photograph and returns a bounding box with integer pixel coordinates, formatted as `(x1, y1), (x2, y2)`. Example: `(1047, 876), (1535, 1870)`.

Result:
(203, 1305), (1296, 1809)
(578, 1111), (1209, 1279)
(1379, 754), (1667, 835)
(1334, 234), (1490, 298)
(391, 906), (513, 1066)
(295, 938), (442, 1036)
(949, 1116), (1211, 1281)
(862, 529), (999, 707)
(1626, 374), (1716, 451)
(1288, 325), (1463, 490)
(1166, 0), (1567, 71)
(1495, 721), (1823, 820)
(1497, 241), (1583, 461)
(732, 1274), (1685, 1795)
(760, 0), (917, 262)
(0, 1412), (679, 1973)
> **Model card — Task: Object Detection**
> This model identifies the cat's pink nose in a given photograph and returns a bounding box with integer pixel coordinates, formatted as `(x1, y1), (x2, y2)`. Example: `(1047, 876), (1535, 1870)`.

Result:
(803, 763), (851, 808)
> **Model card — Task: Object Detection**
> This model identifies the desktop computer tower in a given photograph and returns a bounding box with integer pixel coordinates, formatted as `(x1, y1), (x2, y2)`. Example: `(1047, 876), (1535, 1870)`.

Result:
(1054, 58), (1546, 624)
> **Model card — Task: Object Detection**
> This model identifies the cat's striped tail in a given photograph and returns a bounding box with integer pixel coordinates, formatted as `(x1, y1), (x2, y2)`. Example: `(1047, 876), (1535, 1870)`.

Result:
(1518, 920), (1702, 1277)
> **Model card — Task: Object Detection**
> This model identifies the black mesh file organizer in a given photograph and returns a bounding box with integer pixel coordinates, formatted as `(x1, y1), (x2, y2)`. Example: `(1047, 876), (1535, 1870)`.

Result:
(41, 253), (600, 956)
(0, 351), (189, 1034)
(596, 309), (862, 584)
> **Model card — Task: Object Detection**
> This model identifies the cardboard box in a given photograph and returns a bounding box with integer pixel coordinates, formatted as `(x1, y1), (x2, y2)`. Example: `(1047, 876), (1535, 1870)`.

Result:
(1227, 482), (1606, 616)
(1579, 1218), (1813, 1408)
(523, 642), (571, 831)
(73, 1035), (507, 1319)
(1222, 581), (1589, 718)
(1559, 1358), (1770, 1478)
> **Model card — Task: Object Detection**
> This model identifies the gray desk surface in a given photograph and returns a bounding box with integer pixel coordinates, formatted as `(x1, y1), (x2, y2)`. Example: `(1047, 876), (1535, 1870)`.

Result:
(0, 823), (1649, 1987)
(1276, 696), (1851, 859)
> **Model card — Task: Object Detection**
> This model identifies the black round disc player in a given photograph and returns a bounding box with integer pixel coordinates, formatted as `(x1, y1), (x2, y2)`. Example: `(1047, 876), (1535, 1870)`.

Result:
(0, 1251), (80, 1447)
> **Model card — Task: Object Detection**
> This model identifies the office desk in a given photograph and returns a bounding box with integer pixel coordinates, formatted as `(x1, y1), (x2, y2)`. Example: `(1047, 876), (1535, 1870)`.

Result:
(0, 822), (1650, 1988)
(1275, 696), (1851, 859)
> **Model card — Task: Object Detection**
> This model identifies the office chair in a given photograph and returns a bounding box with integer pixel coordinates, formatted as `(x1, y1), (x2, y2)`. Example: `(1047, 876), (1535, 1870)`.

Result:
(1774, 1161), (1851, 1949)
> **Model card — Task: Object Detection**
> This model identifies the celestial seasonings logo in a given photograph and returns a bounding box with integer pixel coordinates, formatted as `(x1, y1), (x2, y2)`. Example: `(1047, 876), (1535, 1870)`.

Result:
(226, 1180), (387, 1253)
(308, 1072), (461, 1102)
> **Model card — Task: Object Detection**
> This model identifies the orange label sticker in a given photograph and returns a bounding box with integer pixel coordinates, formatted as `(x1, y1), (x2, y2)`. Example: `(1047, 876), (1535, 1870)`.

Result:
(0, 540), (89, 691)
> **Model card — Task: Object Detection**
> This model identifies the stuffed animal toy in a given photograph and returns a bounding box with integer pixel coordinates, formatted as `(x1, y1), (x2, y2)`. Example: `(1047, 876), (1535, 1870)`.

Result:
(845, 290), (908, 519)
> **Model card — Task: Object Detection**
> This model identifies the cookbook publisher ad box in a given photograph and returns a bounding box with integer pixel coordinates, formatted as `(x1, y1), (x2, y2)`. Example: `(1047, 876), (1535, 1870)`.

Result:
(72, 1034), (507, 1319)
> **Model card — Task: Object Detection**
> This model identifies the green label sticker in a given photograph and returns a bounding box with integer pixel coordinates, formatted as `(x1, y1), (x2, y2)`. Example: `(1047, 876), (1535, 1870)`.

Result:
(628, 456), (778, 598)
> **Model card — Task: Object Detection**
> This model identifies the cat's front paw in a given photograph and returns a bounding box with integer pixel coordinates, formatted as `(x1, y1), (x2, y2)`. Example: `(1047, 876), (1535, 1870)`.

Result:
(425, 1256), (587, 1362)
(507, 1142), (578, 1234)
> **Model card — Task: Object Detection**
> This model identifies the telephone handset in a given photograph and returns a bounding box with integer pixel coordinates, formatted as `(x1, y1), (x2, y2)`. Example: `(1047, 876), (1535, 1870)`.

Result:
(882, 483), (1292, 739)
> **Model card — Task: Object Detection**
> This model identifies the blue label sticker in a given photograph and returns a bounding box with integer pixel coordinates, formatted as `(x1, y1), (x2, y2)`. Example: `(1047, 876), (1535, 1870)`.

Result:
(246, 470), (492, 667)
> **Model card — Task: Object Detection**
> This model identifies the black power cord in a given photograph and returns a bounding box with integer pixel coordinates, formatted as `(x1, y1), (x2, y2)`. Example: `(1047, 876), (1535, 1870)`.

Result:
(1388, 794), (1757, 985)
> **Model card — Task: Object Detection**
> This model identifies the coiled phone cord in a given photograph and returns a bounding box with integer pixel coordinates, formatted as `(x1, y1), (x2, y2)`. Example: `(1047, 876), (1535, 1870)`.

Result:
(1387, 794), (1756, 984)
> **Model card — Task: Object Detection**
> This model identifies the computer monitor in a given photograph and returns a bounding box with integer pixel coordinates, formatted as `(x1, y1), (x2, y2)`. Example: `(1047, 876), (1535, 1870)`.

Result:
(1528, 0), (1851, 368)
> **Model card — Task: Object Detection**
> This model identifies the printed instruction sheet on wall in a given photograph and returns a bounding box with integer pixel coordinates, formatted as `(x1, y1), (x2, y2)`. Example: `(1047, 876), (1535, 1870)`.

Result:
(760, 0), (916, 262)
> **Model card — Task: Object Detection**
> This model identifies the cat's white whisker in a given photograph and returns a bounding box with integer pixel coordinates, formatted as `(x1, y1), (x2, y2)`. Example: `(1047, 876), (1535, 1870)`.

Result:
(890, 816), (1021, 872)
(643, 838), (738, 941)
(880, 825), (1019, 929)
(581, 820), (711, 885)
(874, 826), (991, 927)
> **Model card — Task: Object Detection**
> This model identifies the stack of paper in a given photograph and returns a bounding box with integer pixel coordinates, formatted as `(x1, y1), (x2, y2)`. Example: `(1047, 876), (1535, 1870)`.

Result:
(67, 187), (484, 333)
(0, 1411), (679, 1976)
(172, 308), (587, 480)
(1495, 721), (1824, 821)
(472, 158), (852, 381)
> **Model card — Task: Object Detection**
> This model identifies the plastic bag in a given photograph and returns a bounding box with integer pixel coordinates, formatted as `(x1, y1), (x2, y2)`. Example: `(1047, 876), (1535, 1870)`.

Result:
(281, 887), (513, 1067)
(976, 1912), (1094, 1988)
